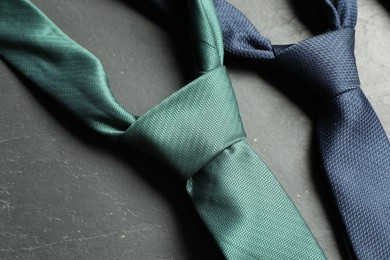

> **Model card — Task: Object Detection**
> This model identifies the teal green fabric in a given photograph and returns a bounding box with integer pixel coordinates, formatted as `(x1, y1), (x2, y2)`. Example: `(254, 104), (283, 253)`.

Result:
(0, 0), (135, 135)
(0, 0), (326, 259)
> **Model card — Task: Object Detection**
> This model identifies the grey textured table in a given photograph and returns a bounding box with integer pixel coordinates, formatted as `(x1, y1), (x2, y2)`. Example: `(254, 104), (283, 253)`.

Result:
(1, 1), (389, 259)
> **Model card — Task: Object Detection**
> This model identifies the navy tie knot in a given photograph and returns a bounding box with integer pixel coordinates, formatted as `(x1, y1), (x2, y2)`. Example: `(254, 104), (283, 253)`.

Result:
(273, 28), (360, 99)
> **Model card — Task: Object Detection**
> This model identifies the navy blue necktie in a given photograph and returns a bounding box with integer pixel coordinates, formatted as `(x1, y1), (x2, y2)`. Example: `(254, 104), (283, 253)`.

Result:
(143, 0), (390, 259)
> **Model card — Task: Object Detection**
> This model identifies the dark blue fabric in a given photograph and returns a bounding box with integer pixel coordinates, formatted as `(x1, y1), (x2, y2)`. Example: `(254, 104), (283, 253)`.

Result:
(214, 2), (390, 259)
(141, 0), (390, 259)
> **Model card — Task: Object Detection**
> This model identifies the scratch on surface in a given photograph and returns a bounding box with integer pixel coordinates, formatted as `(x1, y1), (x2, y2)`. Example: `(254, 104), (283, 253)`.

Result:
(125, 208), (139, 218)
(87, 185), (124, 206)
(0, 185), (11, 195)
(0, 227), (155, 253)
(0, 136), (23, 144)
(0, 184), (14, 216)
(0, 199), (11, 209)
(0, 248), (16, 253)
(47, 216), (64, 224)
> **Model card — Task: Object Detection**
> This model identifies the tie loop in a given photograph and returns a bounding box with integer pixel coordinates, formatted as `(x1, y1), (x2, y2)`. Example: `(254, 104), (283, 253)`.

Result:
(123, 66), (246, 179)
(273, 28), (360, 99)
(213, 0), (357, 59)
(320, 0), (357, 29)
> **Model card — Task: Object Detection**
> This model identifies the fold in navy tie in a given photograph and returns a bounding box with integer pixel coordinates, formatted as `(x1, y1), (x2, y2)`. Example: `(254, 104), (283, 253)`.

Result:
(144, 0), (390, 259)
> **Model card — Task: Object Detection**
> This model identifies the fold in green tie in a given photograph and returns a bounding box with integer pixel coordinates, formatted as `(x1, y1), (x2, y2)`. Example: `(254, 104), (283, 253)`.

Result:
(0, 0), (326, 258)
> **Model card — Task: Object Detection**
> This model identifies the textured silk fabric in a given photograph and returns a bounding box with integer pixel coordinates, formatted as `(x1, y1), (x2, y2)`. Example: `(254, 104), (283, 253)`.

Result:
(142, 0), (390, 259)
(0, 0), (326, 259)
(212, 2), (390, 259)
(0, 1), (136, 135)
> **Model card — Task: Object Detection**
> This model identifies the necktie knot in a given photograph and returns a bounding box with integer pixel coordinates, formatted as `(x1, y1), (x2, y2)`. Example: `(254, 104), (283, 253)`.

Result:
(273, 28), (360, 99)
(123, 66), (246, 179)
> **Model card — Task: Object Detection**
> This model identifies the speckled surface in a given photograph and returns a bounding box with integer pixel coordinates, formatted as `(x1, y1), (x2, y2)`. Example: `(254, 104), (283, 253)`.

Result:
(0, 1), (389, 259)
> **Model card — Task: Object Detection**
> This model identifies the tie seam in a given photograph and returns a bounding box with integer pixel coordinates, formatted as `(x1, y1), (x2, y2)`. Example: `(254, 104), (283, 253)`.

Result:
(199, 0), (223, 64)
(195, 137), (246, 177)
(317, 86), (359, 101)
(272, 28), (355, 60)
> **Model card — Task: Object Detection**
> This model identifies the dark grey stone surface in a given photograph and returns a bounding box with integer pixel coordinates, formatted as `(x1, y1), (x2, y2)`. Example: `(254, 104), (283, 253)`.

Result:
(1, 0), (389, 259)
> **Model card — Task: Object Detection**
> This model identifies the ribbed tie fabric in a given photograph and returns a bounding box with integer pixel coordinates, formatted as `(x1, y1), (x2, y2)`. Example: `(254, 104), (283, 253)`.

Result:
(213, 1), (390, 259)
(0, 0), (326, 259)
(143, 0), (390, 259)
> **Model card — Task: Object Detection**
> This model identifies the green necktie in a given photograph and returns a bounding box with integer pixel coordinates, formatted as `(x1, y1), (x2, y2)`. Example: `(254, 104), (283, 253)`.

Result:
(0, 0), (326, 259)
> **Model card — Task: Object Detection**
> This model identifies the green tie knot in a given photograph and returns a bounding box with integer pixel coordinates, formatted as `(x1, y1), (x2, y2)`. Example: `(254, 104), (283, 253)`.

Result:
(123, 65), (245, 179)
